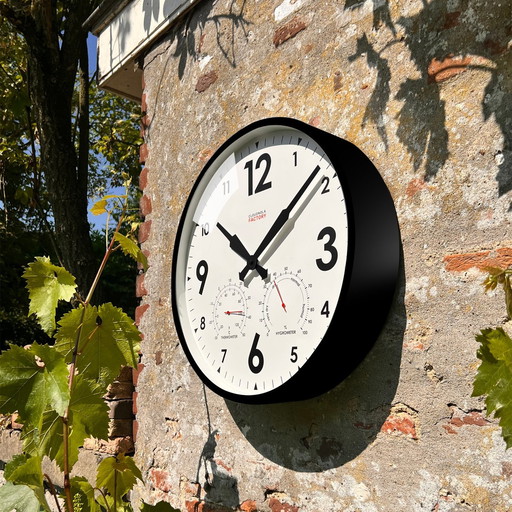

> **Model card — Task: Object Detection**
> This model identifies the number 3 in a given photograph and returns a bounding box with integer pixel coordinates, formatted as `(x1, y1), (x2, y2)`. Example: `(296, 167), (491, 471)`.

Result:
(316, 226), (338, 271)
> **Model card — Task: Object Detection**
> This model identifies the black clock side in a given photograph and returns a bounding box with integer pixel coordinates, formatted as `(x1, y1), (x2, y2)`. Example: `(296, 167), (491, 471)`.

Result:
(297, 122), (401, 401)
(243, 118), (401, 403)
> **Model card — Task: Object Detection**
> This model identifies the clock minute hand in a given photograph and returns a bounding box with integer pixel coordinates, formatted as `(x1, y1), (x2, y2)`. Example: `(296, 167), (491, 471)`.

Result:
(239, 165), (321, 281)
(216, 222), (268, 279)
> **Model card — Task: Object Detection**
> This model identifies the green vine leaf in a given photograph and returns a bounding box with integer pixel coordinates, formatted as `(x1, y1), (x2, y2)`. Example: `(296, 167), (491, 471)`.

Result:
(4, 454), (50, 511)
(22, 256), (77, 334)
(0, 483), (41, 512)
(90, 194), (126, 216)
(114, 231), (148, 270)
(55, 303), (141, 387)
(472, 327), (512, 448)
(0, 343), (70, 428)
(96, 453), (143, 503)
(23, 376), (109, 471)
(90, 198), (108, 216)
(69, 476), (100, 512)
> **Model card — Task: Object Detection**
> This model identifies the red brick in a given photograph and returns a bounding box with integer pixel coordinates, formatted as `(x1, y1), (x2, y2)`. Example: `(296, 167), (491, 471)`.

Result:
(135, 304), (149, 325)
(406, 177), (429, 198)
(444, 410), (489, 433)
(427, 55), (472, 83)
(195, 70), (218, 93)
(140, 194), (152, 217)
(139, 167), (149, 190)
(273, 16), (307, 47)
(442, 11), (461, 29)
(240, 500), (258, 512)
(444, 248), (512, 272)
(136, 273), (148, 298)
(133, 419), (139, 442)
(150, 468), (173, 493)
(132, 391), (138, 415)
(198, 148), (214, 162)
(268, 498), (299, 512)
(185, 500), (234, 512)
(138, 220), (152, 243)
(139, 143), (149, 164)
(381, 410), (418, 440)
(308, 116), (321, 127)
(484, 37), (508, 55)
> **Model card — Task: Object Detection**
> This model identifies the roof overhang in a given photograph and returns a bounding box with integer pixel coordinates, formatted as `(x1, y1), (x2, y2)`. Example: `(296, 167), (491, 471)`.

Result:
(85, 0), (200, 102)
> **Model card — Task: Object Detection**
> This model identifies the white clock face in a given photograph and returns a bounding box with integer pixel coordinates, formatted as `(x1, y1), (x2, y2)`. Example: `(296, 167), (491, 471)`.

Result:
(173, 125), (349, 397)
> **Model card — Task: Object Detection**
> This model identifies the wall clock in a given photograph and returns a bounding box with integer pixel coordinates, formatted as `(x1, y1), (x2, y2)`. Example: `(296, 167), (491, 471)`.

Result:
(171, 117), (400, 404)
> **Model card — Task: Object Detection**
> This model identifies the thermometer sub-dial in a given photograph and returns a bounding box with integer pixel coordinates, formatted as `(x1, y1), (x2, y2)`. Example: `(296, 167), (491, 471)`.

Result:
(262, 271), (310, 335)
(213, 283), (248, 339)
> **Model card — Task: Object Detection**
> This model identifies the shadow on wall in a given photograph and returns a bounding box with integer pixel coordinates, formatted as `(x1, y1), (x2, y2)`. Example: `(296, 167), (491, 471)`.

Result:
(143, 0), (250, 139)
(347, 0), (511, 196)
(147, 0), (511, 204)
(195, 398), (241, 507)
(225, 253), (406, 472)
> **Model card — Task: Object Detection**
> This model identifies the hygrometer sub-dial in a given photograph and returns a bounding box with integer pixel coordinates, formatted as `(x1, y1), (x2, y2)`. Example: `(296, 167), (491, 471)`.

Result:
(262, 270), (310, 335)
(213, 283), (249, 339)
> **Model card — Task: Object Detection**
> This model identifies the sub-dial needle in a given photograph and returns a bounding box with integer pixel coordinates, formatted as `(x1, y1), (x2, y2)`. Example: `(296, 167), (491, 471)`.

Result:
(274, 281), (287, 313)
(224, 310), (245, 316)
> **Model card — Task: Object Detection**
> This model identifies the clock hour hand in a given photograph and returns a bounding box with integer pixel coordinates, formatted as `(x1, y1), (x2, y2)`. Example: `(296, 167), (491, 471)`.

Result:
(216, 222), (268, 280)
(239, 165), (321, 281)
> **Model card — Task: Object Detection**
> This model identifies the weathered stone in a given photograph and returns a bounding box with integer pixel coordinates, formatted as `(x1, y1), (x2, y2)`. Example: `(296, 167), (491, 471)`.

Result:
(128, 0), (512, 510)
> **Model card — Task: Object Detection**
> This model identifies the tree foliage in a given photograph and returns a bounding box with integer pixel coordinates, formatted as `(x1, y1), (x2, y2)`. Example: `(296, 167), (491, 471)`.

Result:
(0, 2), (142, 349)
(0, 0), (142, 296)
(0, 194), (177, 512)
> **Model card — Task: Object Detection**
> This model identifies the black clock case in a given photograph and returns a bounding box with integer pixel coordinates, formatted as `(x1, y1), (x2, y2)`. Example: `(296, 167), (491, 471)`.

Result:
(171, 117), (401, 405)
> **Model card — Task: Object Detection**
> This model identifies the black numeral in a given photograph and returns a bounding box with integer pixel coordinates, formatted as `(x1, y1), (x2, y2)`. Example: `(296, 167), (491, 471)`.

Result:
(196, 260), (208, 295)
(245, 153), (272, 196)
(221, 348), (227, 362)
(248, 333), (264, 374)
(316, 226), (338, 271)
(321, 176), (330, 194)
(321, 301), (330, 318)
(200, 317), (206, 330)
(290, 346), (298, 363)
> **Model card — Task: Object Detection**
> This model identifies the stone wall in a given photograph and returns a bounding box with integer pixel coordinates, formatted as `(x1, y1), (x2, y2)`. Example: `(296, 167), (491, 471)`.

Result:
(133, 0), (512, 510)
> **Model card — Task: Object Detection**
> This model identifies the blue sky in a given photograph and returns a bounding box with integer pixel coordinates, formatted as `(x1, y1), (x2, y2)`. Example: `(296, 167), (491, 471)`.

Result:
(86, 33), (125, 232)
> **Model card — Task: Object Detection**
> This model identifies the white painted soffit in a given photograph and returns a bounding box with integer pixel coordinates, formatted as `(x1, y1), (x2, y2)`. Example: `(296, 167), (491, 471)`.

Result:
(86, 0), (200, 102)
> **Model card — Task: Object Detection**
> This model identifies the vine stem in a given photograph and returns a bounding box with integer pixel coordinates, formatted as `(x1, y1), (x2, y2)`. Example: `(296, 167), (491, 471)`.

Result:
(61, 200), (127, 512)
(44, 473), (63, 512)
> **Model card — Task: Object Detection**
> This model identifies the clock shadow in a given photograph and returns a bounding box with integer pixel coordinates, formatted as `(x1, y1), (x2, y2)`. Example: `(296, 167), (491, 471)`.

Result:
(224, 259), (406, 471)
